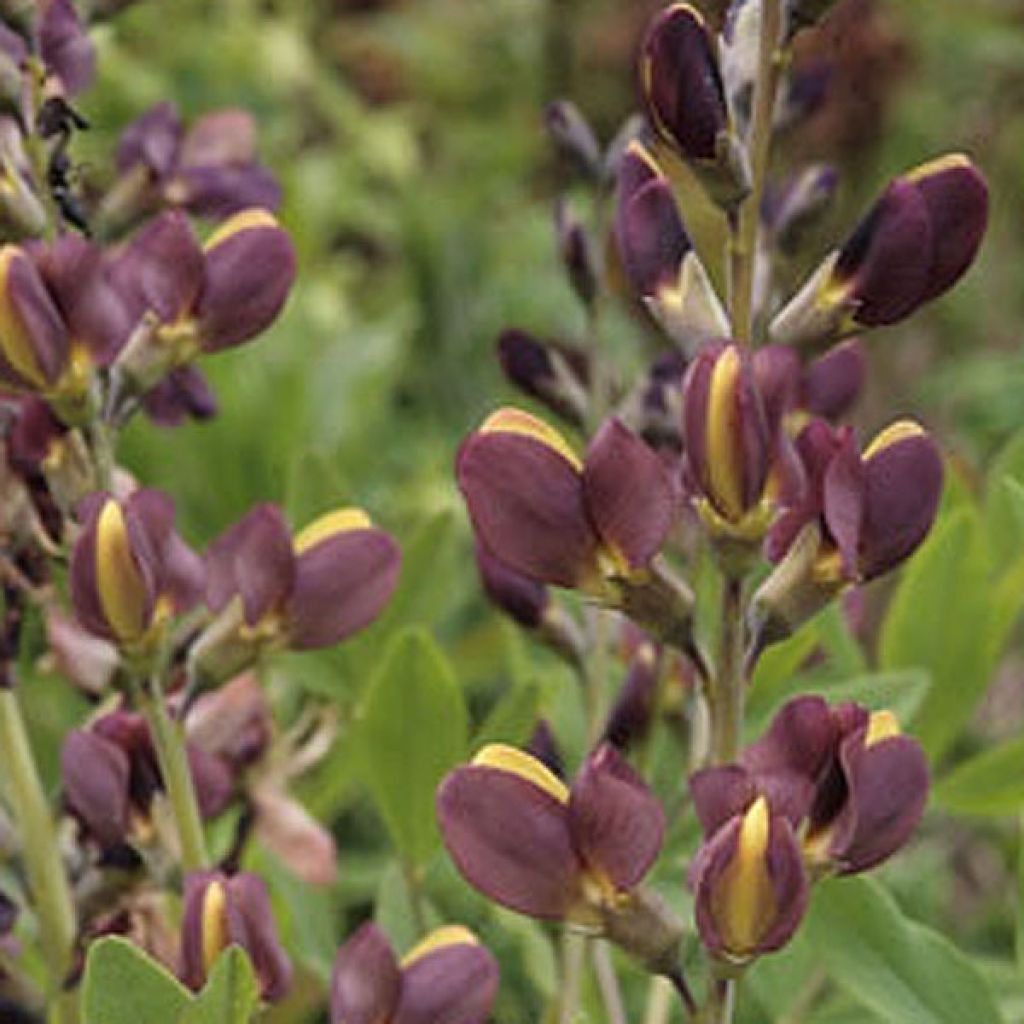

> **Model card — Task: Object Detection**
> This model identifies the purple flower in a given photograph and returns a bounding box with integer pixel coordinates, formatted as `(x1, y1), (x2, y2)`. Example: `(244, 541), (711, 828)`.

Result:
(771, 155), (989, 347)
(180, 870), (292, 1001)
(330, 923), (499, 1024)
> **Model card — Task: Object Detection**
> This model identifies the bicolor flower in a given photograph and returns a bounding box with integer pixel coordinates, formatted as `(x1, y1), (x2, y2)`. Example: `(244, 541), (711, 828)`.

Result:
(193, 503), (399, 685)
(688, 695), (928, 959)
(0, 238), (128, 420)
(640, 4), (750, 208)
(110, 208), (296, 396)
(457, 408), (696, 653)
(61, 710), (233, 851)
(750, 418), (942, 648)
(180, 870), (292, 1001)
(771, 155), (989, 347)
(69, 489), (204, 653)
(437, 743), (682, 971)
(101, 102), (281, 236)
(614, 142), (728, 349)
(330, 923), (499, 1024)
(682, 343), (782, 544)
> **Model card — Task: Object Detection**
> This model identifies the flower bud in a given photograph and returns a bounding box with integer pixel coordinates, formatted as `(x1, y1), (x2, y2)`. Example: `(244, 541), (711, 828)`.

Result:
(682, 343), (776, 542)
(615, 143), (728, 349)
(690, 795), (807, 961)
(641, 4), (750, 209)
(61, 728), (132, 849)
(799, 339), (865, 421)
(763, 164), (839, 252)
(771, 155), (988, 348)
(603, 642), (659, 751)
(544, 100), (602, 181)
(38, 0), (95, 96)
(496, 328), (590, 426)
(180, 871), (292, 1001)
(555, 198), (599, 311)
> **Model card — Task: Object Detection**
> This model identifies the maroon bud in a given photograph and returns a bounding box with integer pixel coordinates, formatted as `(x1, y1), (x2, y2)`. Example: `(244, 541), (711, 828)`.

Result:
(800, 339), (865, 421)
(555, 198), (599, 310)
(61, 729), (131, 849)
(142, 365), (219, 426)
(331, 923), (401, 1024)
(603, 643), (660, 751)
(641, 4), (727, 163)
(180, 870), (292, 1001)
(38, 0), (95, 96)
(544, 100), (602, 180)
(117, 102), (184, 179)
(526, 719), (564, 779)
(496, 328), (590, 426)
(0, 887), (16, 936)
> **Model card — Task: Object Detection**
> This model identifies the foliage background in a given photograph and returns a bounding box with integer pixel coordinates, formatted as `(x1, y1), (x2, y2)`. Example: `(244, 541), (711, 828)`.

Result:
(18, 0), (1024, 1020)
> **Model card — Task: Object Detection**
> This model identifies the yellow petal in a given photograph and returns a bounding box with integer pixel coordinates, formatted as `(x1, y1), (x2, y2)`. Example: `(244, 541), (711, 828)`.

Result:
(0, 247), (46, 389)
(204, 207), (280, 251)
(472, 743), (570, 805)
(865, 710), (901, 748)
(401, 925), (478, 967)
(95, 500), (148, 641)
(862, 420), (925, 461)
(711, 796), (777, 956)
(201, 880), (229, 974)
(706, 346), (746, 521)
(478, 407), (582, 472)
(293, 507), (372, 555)
(903, 153), (972, 184)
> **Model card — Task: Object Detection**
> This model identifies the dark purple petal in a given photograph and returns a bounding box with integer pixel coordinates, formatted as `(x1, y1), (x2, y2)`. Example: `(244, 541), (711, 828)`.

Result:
(225, 873), (293, 1002)
(616, 173), (691, 298)
(689, 765), (756, 836)
(393, 942), (500, 1024)
(288, 528), (400, 649)
(176, 165), (283, 220)
(205, 503), (295, 623)
(821, 434), (864, 577)
(752, 344), (800, 430)
(827, 729), (929, 874)
(836, 180), (932, 327)
(496, 328), (589, 425)
(909, 156), (989, 302)
(39, 0), (95, 96)
(116, 102), (183, 178)
(62, 729), (131, 848)
(741, 695), (837, 824)
(641, 4), (727, 161)
(330, 923), (401, 1024)
(186, 745), (234, 821)
(111, 211), (204, 325)
(143, 365), (219, 426)
(475, 539), (548, 629)
(858, 425), (942, 580)
(437, 765), (580, 920)
(180, 109), (257, 167)
(457, 430), (598, 589)
(603, 643), (659, 751)
(567, 744), (664, 890)
(196, 212), (296, 351)
(800, 339), (866, 421)
(583, 418), (675, 570)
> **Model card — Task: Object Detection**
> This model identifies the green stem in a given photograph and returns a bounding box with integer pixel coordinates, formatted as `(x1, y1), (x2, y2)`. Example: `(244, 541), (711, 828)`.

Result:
(402, 859), (428, 937)
(1017, 811), (1024, 973)
(133, 675), (209, 873)
(559, 931), (588, 1024)
(0, 689), (77, 997)
(702, 977), (736, 1024)
(592, 940), (627, 1024)
(709, 578), (745, 765)
(728, 0), (786, 344)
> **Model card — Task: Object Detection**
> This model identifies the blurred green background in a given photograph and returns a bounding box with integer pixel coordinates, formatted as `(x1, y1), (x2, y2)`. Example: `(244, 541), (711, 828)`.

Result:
(24, 0), (1024, 1019)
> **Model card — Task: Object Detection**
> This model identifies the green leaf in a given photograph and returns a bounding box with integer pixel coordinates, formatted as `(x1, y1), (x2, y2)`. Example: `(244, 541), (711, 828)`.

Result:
(82, 937), (192, 1024)
(805, 876), (1002, 1024)
(984, 428), (1024, 568)
(748, 670), (930, 740)
(879, 508), (993, 759)
(748, 623), (821, 713)
(934, 734), (1024, 816)
(356, 627), (468, 864)
(180, 947), (259, 1024)
(475, 676), (544, 748)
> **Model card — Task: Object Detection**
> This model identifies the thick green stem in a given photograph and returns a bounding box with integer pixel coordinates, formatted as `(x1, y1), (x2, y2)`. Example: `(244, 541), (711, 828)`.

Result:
(0, 690), (77, 995)
(728, 0), (786, 344)
(709, 578), (745, 765)
(134, 676), (209, 873)
(592, 940), (627, 1024)
(403, 859), (428, 937)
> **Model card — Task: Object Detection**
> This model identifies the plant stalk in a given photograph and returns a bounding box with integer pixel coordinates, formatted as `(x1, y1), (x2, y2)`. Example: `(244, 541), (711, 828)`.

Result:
(559, 930), (588, 1024)
(134, 675), (209, 873)
(592, 940), (628, 1024)
(728, 0), (786, 344)
(709, 578), (745, 765)
(0, 690), (77, 1000)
